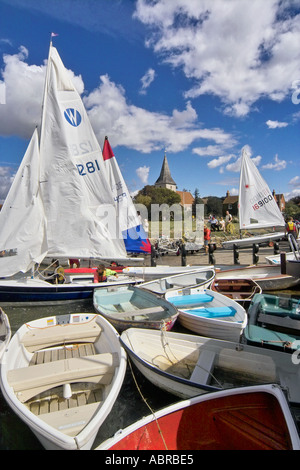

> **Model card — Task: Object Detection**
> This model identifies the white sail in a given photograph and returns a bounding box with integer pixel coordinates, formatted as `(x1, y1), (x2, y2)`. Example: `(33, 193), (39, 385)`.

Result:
(0, 129), (47, 276)
(102, 136), (151, 253)
(39, 45), (127, 259)
(238, 149), (285, 231)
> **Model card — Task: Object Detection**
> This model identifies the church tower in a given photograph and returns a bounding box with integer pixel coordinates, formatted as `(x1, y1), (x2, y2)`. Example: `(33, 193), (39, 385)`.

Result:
(154, 152), (177, 192)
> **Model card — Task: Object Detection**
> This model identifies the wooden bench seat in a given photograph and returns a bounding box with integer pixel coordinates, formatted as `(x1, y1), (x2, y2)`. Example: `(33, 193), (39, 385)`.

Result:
(190, 350), (216, 384)
(21, 321), (102, 352)
(39, 401), (101, 437)
(8, 352), (118, 403)
(108, 305), (166, 319)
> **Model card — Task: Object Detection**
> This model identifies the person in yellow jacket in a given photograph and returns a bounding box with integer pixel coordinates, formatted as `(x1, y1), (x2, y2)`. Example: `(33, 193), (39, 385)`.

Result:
(94, 264), (118, 283)
(54, 260), (65, 284)
(286, 217), (298, 241)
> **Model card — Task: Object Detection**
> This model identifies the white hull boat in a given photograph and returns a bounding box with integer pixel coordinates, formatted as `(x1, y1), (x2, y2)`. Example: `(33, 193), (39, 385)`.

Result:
(0, 308), (11, 362)
(223, 232), (285, 250)
(0, 313), (127, 450)
(120, 328), (300, 403)
(265, 235), (300, 265)
(93, 285), (178, 332)
(215, 264), (300, 291)
(165, 287), (247, 342)
(138, 267), (215, 296)
(122, 265), (213, 280)
(97, 384), (300, 450)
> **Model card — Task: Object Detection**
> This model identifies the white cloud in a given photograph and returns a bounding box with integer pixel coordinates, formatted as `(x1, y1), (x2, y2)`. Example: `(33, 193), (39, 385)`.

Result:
(207, 154), (235, 169)
(285, 189), (300, 201)
(0, 166), (15, 203)
(136, 165), (150, 184)
(192, 145), (225, 157)
(266, 120), (288, 129)
(139, 68), (156, 95)
(289, 176), (300, 187)
(261, 154), (286, 171)
(134, 0), (300, 117)
(84, 74), (235, 153)
(0, 49), (235, 155)
(0, 46), (84, 138)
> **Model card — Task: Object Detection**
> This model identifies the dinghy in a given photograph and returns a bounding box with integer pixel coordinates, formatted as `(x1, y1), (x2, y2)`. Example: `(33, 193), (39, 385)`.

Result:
(93, 285), (178, 332)
(215, 264), (300, 291)
(120, 328), (300, 404)
(0, 274), (144, 303)
(244, 293), (300, 352)
(122, 265), (213, 280)
(0, 307), (11, 361)
(0, 313), (127, 450)
(222, 148), (285, 249)
(138, 267), (215, 296)
(0, 39), (148, 302)
(97, 384), (300, 450)
(210, 278), (261, 305)
(165, 287), (247, 342)
(265, 234), (300, 265)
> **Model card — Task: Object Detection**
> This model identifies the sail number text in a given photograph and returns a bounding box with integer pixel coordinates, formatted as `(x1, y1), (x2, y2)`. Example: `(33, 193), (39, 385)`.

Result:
(77, 160), (101, 176)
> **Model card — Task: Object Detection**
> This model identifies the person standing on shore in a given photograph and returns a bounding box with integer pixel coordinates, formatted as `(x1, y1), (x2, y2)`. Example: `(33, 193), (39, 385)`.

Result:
(204, 225), (211, 254)
(286, 217), (298, 241)
(225, 210), (232, 231)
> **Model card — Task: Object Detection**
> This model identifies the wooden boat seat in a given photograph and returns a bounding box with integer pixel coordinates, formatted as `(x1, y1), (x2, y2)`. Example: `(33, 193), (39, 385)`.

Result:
(8, 352), (118, 403)
(183, 306), (236, 319)
(39, 401), (101, 437)
(258, 312), (300, 334)
(110, 306), (166, 319)
(190, 350), (216, 384)
(21, 321), (102, 352)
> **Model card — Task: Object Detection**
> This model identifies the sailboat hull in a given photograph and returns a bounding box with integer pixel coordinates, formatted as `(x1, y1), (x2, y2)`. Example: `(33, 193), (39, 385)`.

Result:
(0, 277), (143, 303)
(222, 232), (285, 249)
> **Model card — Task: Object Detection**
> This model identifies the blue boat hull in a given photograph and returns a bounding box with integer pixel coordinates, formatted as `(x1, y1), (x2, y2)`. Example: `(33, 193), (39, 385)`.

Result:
(0, 285), (95, 302)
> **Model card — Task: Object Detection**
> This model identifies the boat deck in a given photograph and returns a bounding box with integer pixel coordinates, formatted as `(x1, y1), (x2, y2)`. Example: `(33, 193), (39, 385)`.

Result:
(27, 343), (106, 422)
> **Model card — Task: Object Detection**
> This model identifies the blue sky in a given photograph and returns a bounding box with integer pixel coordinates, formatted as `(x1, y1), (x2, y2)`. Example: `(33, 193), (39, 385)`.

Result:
(0, 0), (300, 204)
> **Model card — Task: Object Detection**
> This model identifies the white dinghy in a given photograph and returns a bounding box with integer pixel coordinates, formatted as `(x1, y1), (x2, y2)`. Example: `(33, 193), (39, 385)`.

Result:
(122, 265), (213, 281)
(138, 267), (215, 296)
(0, 313), (127, 450)
(120, 328), (300, 403)
(165, 287), (247, 342)
(0, 307), (11, 362)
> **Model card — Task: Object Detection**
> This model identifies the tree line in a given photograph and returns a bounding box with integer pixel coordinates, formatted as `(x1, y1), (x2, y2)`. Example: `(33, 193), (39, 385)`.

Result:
(133, 186), (300, 221)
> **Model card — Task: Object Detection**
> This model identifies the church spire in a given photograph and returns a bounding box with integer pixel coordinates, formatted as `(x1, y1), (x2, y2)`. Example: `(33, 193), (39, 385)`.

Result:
(155, 151), (176, 191)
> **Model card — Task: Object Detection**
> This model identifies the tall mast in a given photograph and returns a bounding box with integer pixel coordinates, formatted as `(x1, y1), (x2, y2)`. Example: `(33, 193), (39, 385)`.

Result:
(39, 34), (54, 147)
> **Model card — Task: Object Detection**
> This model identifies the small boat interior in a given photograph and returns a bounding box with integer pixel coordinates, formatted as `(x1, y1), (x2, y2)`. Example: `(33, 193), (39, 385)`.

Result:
(7, 316), (118, 437)
(108, 390), (295, 450)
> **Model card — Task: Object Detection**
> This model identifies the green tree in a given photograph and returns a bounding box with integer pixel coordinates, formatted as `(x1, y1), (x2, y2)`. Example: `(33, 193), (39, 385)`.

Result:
(205, 196), (223, 217)
(192, 188), (204, 217)
(133, 185), (181, 219)
(285, 199), (300, 220)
